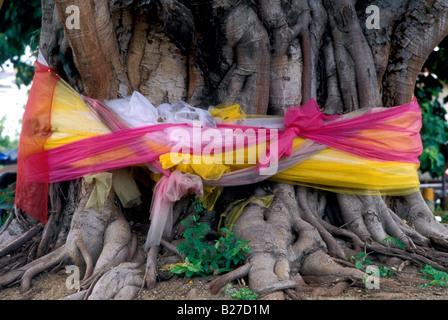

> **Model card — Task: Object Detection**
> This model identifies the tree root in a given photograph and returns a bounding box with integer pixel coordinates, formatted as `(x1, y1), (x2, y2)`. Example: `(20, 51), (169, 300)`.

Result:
(255, 280), (297, 297)
(297, 187), (345, 259)
(77, 237), (94, 281)
(87, 262), (144, 300)
(144, 245), (159, 289)
(301, 275), (356, 286)
(0, 179), (142, 300)
(3, 178), (448, 300)
(20, 245), (69, 293)
(209, 263), (252, 295)
(82, 246), (130, 299)
(0, 245), (67, 290)
(36, 183), (63, 258)
(310, 281), (351, 297)
(0, 224), (43, 258)
(160, 239), (182, 259)
(229, 180), (448, 299)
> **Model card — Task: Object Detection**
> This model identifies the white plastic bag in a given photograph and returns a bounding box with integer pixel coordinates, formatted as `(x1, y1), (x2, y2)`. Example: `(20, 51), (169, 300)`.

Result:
(106, 92), (216, 128)
(157, 101), (216, 127)
(105, 91), (158, 127)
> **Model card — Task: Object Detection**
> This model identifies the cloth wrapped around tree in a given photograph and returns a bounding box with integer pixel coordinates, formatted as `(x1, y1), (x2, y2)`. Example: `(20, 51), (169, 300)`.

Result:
(15, 62), (422, 248)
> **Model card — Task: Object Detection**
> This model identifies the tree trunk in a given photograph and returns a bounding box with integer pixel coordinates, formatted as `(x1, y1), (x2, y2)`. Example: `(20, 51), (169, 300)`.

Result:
(2, 0), (448, 300)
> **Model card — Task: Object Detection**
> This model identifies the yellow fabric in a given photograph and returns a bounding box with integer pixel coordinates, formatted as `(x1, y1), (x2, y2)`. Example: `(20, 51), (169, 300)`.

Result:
(201, 186), (222, 211)
(273, 148), (420, 195)
(160, 153), (231, 181)
(43, 83), (420, 197)
(209, 103), (246, 122)
(159, 137), (273, 180)
(160, 136), (420, 196)
(84, 169), (143, 211)
(45, 80), (110, 150)
(218, 194), (275, 234)
(85, 172), (113, 212)
(112, 168), (142, 208)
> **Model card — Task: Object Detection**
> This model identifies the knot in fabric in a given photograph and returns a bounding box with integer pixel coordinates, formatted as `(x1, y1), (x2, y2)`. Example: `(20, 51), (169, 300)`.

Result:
(258, 99), (326, 167)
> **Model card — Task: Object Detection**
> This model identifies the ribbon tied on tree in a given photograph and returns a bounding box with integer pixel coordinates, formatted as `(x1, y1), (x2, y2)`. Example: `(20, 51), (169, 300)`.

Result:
(14, 62), (423, 248)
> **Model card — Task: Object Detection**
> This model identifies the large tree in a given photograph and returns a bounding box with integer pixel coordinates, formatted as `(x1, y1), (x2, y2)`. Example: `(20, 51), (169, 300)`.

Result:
(1, 0), (448, 300)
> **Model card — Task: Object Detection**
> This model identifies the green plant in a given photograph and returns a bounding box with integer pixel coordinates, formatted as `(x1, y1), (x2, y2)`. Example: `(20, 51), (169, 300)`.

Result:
(416, 73), (448, 178)
(0, 0), (42, 87)
(0, 182), (15, 227)
(212, 227), (251, 273)
(170, 257), (205, 278)
(191, 196), (205, 214)
(230, 288), (259, 301)
(440, 214), (448, 224)
(378, 264), (396, 278)
(176, 215), (213, 269)
(382, 236), (405, 250)
(350, 252), (372, 270)
(418, 264), (448, 288)
(171, 215), (251, 277)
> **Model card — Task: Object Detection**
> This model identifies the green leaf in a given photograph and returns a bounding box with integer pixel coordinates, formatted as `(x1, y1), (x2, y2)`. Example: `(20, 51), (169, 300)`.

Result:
(171, 265), (187, 274)
(355, 260), (363, 270)
(211, 261), (219, 270)
(0, 203), (13, 210)
(175, 213), (252, 278)
(383, 236), (405, 250)
(419, 265), (448, 288)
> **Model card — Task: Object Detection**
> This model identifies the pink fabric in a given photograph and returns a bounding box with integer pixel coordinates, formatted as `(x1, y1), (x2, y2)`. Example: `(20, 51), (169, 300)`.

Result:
(26, 122), (180, 183)
(259, 98), (422, 167)
(83, 96), (170, 175)
(27, 97), (422, 185)
(17, 64), (423, 247)
(144, 171), (203, 249)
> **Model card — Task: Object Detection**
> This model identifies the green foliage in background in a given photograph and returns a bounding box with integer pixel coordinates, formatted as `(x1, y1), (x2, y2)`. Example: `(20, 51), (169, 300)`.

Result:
(416, 74), (448, 178)
(416, 37), (448, 178)
(0, 115), (19, 152)
(0, 182), (15, 228)
(0, 0), (41, 87)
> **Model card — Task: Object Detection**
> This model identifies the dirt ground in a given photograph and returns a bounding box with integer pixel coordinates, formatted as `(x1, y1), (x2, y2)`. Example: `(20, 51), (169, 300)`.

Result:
(0, 262), (447, 301)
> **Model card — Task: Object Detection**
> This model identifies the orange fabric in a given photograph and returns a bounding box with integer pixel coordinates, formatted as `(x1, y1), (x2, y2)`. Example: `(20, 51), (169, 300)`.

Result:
(15, 62), (59, 224)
